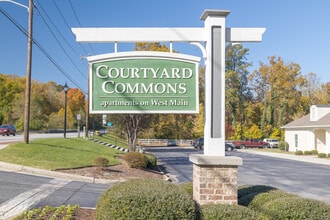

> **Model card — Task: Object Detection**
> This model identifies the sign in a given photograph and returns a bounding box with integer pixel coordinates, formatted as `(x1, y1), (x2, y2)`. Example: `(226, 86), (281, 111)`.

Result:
(88, 51), (200, 114)
(77, 114), (81, 120)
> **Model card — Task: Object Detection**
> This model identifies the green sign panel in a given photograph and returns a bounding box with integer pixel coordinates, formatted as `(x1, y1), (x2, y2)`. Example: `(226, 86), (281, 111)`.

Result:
(88, 52), (200, 114)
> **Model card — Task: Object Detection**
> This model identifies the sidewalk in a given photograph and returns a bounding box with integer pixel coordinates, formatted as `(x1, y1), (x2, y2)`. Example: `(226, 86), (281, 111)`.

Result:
(241, 149), (330, 166)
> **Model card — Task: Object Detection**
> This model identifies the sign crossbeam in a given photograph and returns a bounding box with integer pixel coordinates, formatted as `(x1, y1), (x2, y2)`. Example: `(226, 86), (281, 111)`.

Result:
(72, 27), (265, 43)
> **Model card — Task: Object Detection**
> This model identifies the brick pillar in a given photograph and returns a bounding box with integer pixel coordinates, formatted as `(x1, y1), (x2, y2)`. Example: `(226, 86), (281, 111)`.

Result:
(189, 154), (243, 205)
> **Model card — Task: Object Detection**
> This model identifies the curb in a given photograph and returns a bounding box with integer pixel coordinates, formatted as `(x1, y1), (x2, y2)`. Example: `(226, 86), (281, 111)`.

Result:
(0, 161), (122, 184)
(241, 150), (330, 166)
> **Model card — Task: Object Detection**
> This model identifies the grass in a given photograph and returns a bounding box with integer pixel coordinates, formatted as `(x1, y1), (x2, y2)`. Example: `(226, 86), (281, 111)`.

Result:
(0, 138), (126, 170)
(254, 148), (330, 159)
(91, 134), (129, 149)
(255, 148), (294, 154)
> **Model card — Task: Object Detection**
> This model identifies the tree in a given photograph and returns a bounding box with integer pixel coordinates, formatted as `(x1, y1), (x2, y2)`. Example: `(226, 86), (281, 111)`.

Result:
(302, 72), (321, 105)
(244, 124), (262, 139)
(67, 88), (85, 114)
(225, 44), (252, 137)
(193, 103), (204, 138)
(112, 114), (152, 151)
(0, 74), (25, 124)
(250, 56), (306, 135)
(12, 81), (63, 130)
(316, 82), (330, 104)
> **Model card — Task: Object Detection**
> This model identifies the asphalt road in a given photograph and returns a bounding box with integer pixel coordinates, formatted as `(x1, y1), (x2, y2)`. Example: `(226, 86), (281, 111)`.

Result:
(0, 132), (79, 144)
(0, 170), (113, 219)
(145, 146), (330, 204)
(236, 150), (330, 204)
(0, 133), (107, 219)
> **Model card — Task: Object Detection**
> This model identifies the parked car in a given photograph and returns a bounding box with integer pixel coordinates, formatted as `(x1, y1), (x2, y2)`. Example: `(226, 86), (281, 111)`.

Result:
(0, 124), (16, 136)
(167, 140), (177, 146)
(225, 143), (235, 151)
(232, 138), (269, 149)
(193, 137), (204, 150)
(263, 138), (279, 148)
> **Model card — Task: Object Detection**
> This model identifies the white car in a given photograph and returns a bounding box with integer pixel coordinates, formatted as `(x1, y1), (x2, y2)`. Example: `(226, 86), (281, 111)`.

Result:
(263, 138), (279, 148)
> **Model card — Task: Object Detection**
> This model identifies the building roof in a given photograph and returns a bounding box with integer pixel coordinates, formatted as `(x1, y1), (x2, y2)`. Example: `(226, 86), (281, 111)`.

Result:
(282, 112), (330, 129)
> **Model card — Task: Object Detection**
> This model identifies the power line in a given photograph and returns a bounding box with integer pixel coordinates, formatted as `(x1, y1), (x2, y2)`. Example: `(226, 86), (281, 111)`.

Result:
(68, 0), (96, 55)
(34, 1), (87, 80)
(0, 6), (87, 93)
(51, 0), (91, 55)
(35, 1), (82, 58)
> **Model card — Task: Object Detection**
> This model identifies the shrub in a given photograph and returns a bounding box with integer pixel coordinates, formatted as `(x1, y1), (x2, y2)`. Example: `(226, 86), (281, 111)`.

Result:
(144, 153), (157, 169)
(96, 178), (195, 220)
(278, 141), (289, 151)
(304, 150), (312, 155)
(93, 157), (109, 169)
(247, 189), (297, 210)
(199, 204), (260, 220)
(318, 153), (327, 158)
(238, 185), (277, 207)
(178, 182), (193, 198)
(260, 197), (330, 219)
(122, 152), (148, 169)
(311, 149), (318, 155)
(295, 150), (303, 155)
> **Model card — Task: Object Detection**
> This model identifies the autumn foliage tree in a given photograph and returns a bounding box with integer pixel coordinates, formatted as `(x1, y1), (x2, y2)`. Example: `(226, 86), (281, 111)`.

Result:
(250, 56), (306, 137)
(0, 73), (86, 131)
(1, 42), (328, 143)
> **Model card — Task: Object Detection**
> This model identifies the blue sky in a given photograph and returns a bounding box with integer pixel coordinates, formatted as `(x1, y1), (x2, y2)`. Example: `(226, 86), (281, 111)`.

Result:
(0, 0), (329, 93)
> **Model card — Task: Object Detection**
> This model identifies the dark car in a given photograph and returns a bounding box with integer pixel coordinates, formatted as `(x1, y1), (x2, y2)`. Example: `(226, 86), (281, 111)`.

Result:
(194, 139), (234, 151)
(225, 143), (235, 151)
(195, 137), (204, 150)
(0, 124), (16, 136)
(167, 140), (177, 146)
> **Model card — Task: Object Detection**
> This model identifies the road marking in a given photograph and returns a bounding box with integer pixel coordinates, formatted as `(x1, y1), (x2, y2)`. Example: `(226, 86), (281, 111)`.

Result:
(0, 178), (70, 220)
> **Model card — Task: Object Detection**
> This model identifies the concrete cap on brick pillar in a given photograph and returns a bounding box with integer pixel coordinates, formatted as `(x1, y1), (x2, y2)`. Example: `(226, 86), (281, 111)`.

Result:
(189, 154), (243, 166)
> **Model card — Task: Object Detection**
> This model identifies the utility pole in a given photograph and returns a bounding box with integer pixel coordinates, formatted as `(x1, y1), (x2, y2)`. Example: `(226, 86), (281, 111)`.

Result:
(23, 0), (33, 144)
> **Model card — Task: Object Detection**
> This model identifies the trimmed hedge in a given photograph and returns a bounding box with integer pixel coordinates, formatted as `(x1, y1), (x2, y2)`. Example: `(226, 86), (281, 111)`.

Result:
(121, 152), (148, 169)
(278, 141), (289, 151)
(260, 196), (330, 219)
(304, 150), (312, 155)
(311, 149), (318, 155)
(96, 178), (195, 220)
(318, 153), (327, 158)
(199, 204), (259, 220)
(178, 182), (193, 198)
(93, 157), (109, 169)
(144, 153), (157, 169)
(295, 150), (303, 155)
(247, 189), (297, 210)
(238, 185), (330, 220)
(238, 185), (277, 207)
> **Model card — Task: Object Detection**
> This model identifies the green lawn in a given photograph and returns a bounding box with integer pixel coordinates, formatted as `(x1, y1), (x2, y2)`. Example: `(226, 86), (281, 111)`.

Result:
(91, 134), (129, 149)
(0, 138), (125, 170)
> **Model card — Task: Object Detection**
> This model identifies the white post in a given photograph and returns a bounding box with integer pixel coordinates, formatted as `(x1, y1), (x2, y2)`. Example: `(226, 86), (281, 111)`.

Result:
(202, 10), (229, 156)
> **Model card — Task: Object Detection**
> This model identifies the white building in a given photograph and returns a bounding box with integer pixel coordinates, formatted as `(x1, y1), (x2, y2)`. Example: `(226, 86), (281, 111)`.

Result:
(282, 105), (330, 154)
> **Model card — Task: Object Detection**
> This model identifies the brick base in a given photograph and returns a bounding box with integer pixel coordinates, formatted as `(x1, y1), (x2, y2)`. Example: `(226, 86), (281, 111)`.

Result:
(189, 155), (242, 205)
